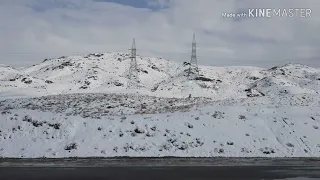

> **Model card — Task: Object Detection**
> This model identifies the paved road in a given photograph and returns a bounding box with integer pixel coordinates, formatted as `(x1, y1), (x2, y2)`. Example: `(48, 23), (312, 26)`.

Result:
(0, 158), (320, 180)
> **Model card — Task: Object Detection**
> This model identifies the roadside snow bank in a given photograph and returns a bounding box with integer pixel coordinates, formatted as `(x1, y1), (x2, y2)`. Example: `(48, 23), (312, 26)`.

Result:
(1, 103), (320, 158)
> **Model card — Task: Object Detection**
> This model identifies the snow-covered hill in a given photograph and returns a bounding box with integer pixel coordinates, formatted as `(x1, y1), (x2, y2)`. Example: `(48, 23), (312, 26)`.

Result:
(1, 52), (320, 100)
(0, 65), (23, 82)
(1, 52), (320, 158)
(1, 53), (183, 98)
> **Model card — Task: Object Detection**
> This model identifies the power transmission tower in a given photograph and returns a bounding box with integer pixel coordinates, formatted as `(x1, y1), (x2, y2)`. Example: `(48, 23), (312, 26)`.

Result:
(188, 33), (199, 77)
(128, 38), (139, 89)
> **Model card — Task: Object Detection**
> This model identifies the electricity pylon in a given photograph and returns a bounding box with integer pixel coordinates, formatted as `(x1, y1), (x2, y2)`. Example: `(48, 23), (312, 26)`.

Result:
(128, 38), (139, 89)
(188, 33), (199, 77)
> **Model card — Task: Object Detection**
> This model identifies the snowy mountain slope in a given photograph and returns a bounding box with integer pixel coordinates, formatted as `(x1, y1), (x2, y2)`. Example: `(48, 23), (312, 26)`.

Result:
(153, 65), (267, 99)
(1, 52), (320, 158)
(1, 100), (320, 158)
(0, 65), (23, 81)
(247, 64), (320, 97)
(0, 93), (212, 117)
(1, 52), (320, 100)
(0, 65), (49, 99)
(1, 53), (184, 97)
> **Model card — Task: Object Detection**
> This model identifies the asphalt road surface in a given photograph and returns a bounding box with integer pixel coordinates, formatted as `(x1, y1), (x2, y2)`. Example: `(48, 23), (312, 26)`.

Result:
(0, 158), (320, 180)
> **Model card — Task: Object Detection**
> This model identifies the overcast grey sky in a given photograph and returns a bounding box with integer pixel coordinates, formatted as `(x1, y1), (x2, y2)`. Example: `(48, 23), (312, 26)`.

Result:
(0, 0), (319, 68)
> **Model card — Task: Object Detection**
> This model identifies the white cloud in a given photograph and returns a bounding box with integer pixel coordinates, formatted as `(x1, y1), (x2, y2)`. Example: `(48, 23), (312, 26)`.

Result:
(0, 0), (319, 68)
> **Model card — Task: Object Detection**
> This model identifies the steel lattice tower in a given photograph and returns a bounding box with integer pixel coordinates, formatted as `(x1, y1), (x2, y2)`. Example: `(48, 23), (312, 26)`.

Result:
(128, 38), (139, 89)
(188, 33), (199, 77)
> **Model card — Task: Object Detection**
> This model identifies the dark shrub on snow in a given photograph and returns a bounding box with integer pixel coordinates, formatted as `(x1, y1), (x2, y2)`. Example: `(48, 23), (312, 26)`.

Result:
(45, 80), (53, 84)
(195, 77), (214, 82)
(134, 127), (145, 134)
(65, 143), (78, 151)
(48, 123), (61, 129)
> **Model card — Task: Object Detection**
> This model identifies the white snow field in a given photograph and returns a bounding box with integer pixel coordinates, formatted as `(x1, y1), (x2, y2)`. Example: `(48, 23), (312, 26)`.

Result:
(1, 52), (320, 158)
